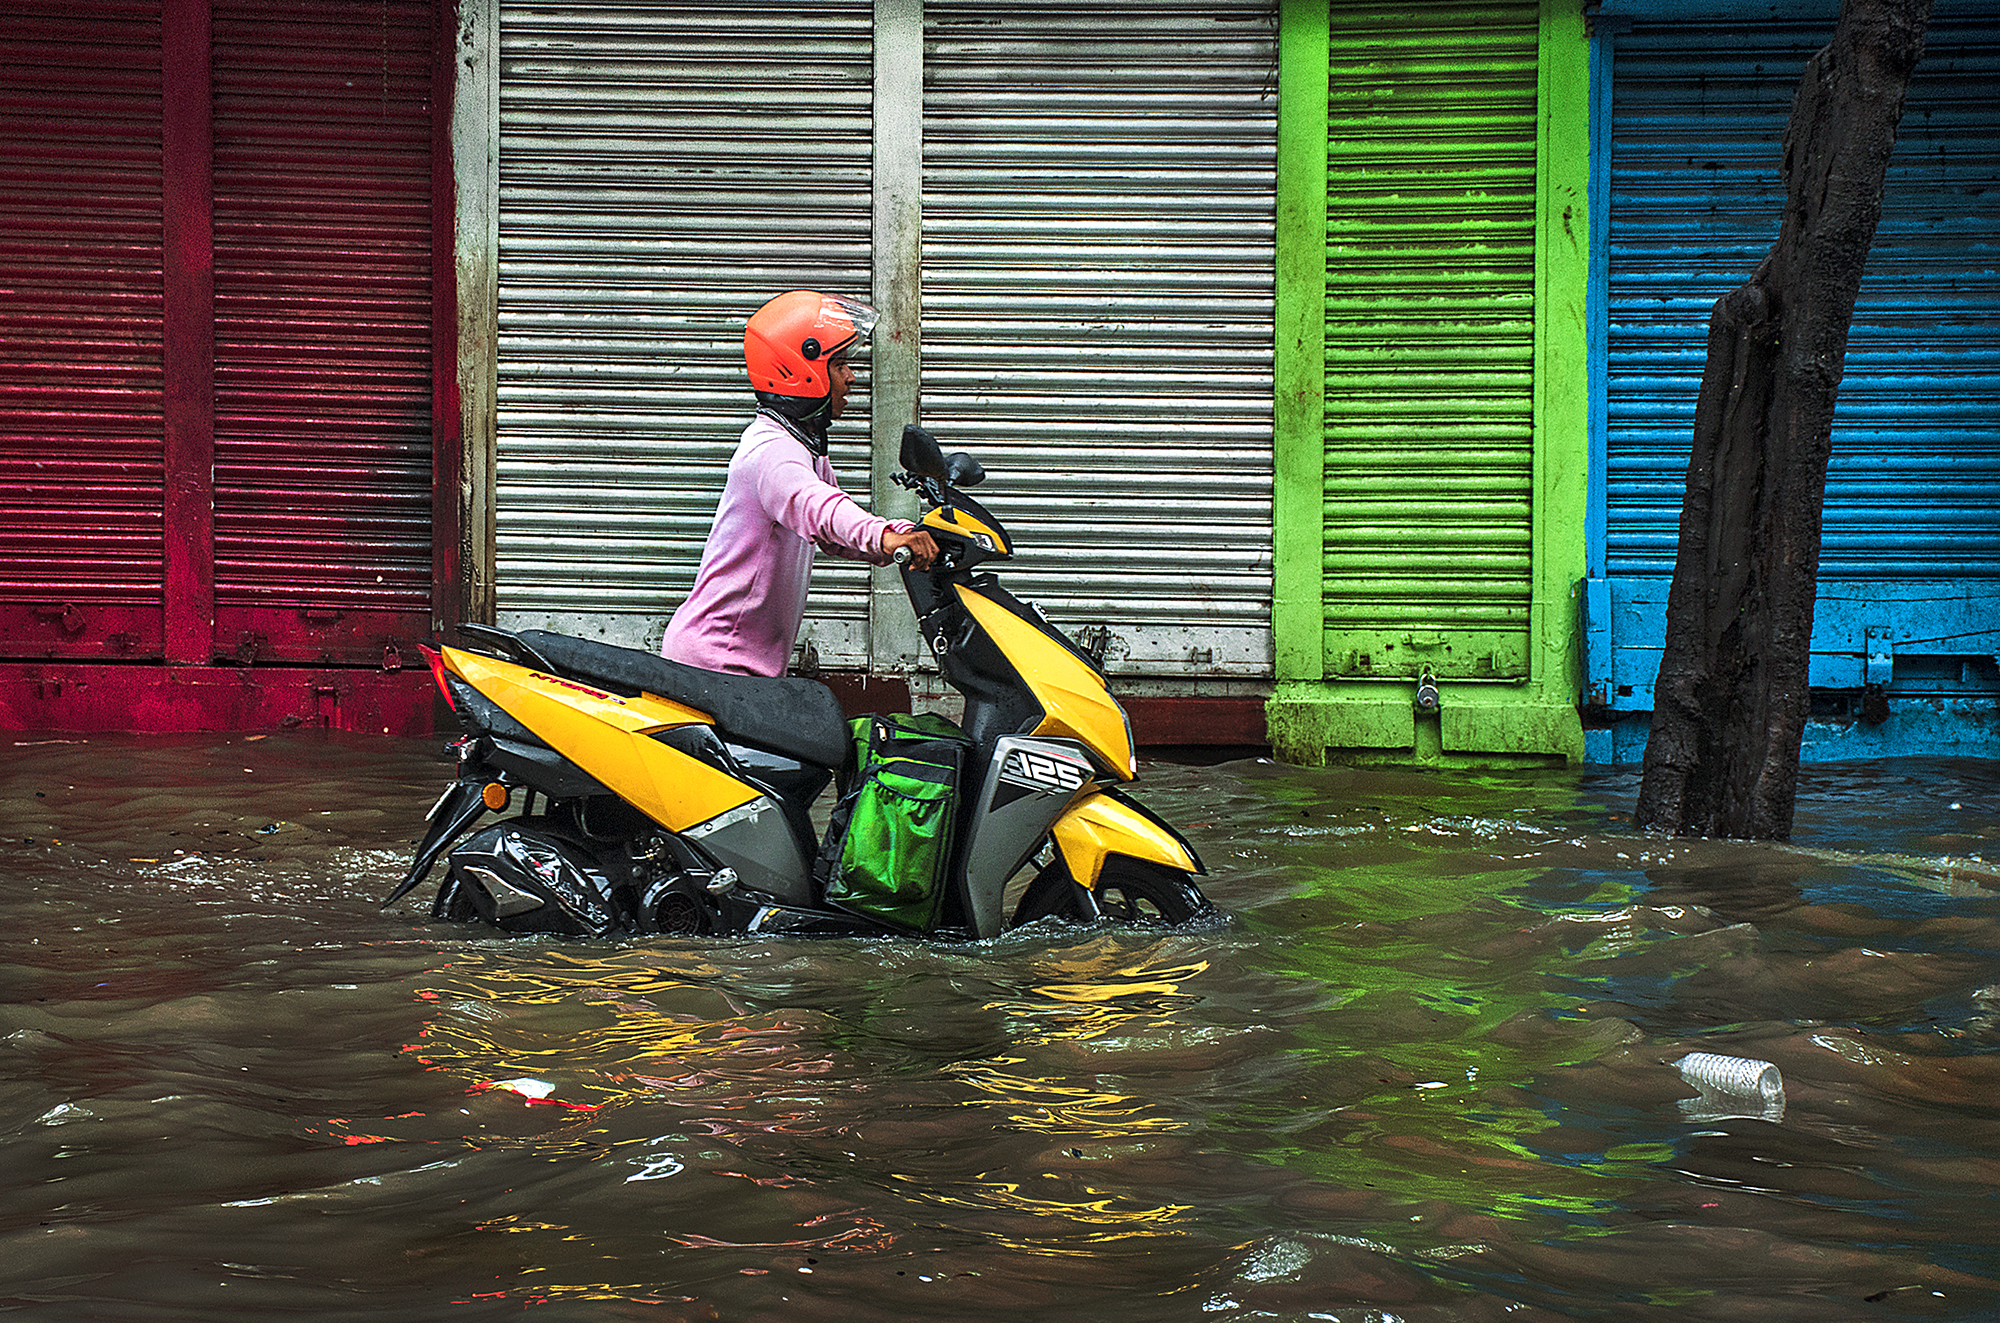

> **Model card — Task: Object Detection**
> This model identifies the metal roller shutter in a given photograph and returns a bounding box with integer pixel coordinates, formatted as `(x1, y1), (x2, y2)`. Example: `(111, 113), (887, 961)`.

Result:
(209, 0), (438, 665)
(494, 2), (878, 661)
(0, 2), (167, 660)
(921, 0), (1277, 679)
(1320, 1), (1540, 683)
(1599, 6), (2000, 708)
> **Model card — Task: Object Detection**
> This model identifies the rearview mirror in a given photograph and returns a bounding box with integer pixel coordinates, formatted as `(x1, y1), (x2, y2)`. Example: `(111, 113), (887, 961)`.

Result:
(900, 424), (947, 477)
(900, 424), (985, 487)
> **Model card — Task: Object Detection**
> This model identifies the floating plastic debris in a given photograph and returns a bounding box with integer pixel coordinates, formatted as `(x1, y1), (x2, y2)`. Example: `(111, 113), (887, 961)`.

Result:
(1677, 1051), (1785, 1123)
(478, 1077), (601, 1112)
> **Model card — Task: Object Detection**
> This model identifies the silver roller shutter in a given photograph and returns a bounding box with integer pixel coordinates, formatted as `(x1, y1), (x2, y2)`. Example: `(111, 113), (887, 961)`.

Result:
(920, 0), (1278, 680)
(494, 2), (878, 662)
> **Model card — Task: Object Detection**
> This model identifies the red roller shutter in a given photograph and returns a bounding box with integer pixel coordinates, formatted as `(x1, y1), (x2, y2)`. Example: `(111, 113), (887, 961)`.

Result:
(210, 0), (436, 665)
(0, 2), (168, 660)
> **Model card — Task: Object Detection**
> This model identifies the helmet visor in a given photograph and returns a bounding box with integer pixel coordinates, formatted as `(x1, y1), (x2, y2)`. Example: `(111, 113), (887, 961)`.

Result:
(818, 294), (878, 359)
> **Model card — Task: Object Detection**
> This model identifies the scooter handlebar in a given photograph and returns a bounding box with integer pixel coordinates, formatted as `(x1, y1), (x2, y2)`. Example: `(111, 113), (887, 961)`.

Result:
(892, 546), (914, 567)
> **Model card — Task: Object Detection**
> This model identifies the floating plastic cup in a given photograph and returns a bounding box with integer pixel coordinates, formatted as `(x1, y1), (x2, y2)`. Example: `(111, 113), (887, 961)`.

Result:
(1676, 1052), (1785, 1123)
(1678, 1052), (1783, 1100)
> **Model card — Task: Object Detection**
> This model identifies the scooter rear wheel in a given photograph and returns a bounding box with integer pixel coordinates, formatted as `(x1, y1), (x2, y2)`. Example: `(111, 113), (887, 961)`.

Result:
(1011, 855), (1216, 928)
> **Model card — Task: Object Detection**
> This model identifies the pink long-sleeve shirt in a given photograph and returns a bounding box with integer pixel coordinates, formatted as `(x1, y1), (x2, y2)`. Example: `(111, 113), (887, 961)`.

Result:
(659, 413), (907, 677)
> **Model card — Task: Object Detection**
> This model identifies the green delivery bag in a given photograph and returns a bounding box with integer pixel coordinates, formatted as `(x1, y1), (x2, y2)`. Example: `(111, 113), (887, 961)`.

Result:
(817, 713), (970, 930)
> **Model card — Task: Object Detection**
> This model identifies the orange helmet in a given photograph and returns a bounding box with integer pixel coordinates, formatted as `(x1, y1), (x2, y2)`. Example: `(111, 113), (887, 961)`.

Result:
(743, 290), (877, 399)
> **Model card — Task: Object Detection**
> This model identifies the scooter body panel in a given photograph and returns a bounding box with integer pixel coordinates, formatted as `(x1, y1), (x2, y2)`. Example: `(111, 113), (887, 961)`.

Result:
(920, 501), (1009, 556)
(958, 735), (1097, 938)
(442, 646), (760, 833)
(1050, 790), (1201, 890)
(681, 794), (812, 905)
(953, 584), (1135, 780)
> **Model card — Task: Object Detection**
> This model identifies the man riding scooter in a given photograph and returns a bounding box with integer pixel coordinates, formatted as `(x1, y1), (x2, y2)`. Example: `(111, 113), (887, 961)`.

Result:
(659, 290), (938, 677)
(384, 291), (1215, 939)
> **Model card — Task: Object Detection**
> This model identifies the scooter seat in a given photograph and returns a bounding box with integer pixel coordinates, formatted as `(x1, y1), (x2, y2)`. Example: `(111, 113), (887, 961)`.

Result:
(509, 629), (851, 771)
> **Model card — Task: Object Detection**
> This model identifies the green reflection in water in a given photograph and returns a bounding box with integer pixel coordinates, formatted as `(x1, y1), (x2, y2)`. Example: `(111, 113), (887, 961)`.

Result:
(1227, 858), (1651, 1230)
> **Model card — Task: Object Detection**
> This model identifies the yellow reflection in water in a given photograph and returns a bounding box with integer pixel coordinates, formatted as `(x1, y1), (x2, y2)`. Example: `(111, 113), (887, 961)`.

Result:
(438, 946), (737, 1004)
(917, 1173), (1193, 1253)
(891, 949), (1216, 1247)
(946, 954), (1213, 1142)
(405, 941), (1221, 1270)
(1010, 957), (1211, 1032)
(1034, 958), (1209, 1006)
(417, 946), (1219, 1112)
(944, 1057), (1185, 1137)
(410, 947), (808, 1110)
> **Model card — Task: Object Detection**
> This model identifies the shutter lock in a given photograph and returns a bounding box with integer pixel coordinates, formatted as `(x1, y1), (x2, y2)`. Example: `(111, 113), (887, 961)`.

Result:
(33, 603), (85, 635)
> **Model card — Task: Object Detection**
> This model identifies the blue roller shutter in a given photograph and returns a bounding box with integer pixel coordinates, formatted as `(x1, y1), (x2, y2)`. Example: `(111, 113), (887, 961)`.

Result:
(1592, 3), (2000, 711)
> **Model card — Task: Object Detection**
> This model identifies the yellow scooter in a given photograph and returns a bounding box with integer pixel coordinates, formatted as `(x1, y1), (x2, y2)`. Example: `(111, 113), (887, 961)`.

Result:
(383, 425), (1214, 939)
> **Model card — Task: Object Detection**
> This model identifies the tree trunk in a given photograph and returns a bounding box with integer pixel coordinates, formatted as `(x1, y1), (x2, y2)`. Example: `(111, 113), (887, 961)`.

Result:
(1635, 0), (1931, 840)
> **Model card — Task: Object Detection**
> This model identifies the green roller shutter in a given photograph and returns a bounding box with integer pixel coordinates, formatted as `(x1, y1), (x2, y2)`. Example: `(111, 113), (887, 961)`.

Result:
(1321, 1), (1539, 682)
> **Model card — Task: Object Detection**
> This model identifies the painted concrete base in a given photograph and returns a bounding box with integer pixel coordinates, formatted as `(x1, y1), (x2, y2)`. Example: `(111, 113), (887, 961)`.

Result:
(1266, 681), (1584, 768)
(0, 663), (444, 735)
(1586, 696), (2000, 765)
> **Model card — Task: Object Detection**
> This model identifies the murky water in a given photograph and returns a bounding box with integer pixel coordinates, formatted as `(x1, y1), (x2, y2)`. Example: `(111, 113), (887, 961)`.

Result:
(3, 732), (1997, 1320)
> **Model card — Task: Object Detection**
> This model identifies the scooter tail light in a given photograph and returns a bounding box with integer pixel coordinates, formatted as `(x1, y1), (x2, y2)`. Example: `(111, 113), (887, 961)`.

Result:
(421, 645), (456, 710)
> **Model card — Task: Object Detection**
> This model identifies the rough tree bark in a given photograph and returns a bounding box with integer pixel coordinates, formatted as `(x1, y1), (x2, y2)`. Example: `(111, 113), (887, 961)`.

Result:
(1635, 0), (1932, 840)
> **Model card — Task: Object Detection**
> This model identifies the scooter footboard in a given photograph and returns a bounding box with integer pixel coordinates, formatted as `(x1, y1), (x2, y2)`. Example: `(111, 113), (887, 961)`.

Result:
(1049, 789), (1203, 891)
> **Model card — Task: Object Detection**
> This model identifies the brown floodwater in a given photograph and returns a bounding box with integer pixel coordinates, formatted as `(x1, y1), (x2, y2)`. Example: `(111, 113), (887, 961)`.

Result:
(3, 731), (1997, 1321)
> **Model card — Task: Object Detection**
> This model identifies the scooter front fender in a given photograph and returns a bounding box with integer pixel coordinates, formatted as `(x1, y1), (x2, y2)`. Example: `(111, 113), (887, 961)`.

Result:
(1049, 790), (1202, 891)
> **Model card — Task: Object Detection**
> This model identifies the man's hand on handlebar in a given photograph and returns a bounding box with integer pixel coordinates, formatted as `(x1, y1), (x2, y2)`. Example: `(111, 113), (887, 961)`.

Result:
(882, 527), (940, 571)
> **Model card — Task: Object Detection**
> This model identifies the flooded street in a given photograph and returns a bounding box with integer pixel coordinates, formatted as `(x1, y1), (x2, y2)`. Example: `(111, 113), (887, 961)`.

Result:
(3, 732), (1997, 1321)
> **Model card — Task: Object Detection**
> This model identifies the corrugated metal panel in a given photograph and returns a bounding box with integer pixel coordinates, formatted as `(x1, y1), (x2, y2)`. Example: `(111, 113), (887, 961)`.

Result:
(210, 0), (437, 664)
(921, 0), (1277, 679)
(1600, 9), (2000, 707)
(1321, 1), (1539, 682)
(494, 2), (877, 660)
(0, 2), (166, 660)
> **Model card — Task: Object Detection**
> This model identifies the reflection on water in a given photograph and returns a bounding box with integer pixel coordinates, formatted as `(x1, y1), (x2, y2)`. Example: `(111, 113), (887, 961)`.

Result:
(2, 733), (1997, 1320)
